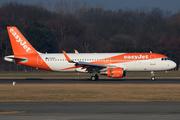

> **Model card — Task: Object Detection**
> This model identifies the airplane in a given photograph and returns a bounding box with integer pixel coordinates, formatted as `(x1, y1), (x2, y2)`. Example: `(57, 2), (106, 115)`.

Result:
(4, 26), (176, 81)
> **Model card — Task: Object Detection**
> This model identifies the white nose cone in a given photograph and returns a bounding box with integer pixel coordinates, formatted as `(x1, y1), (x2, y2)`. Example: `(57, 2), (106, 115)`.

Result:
(170, 61), (176, 69)
(172, 61), (177, 69)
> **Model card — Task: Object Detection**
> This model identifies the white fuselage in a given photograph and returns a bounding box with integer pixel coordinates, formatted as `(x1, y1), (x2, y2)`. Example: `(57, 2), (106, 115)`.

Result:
(38, 53), (176, 72)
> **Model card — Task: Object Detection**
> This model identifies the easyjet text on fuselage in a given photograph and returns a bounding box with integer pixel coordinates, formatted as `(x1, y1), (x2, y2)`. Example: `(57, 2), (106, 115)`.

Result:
(124, 55), (148, 59)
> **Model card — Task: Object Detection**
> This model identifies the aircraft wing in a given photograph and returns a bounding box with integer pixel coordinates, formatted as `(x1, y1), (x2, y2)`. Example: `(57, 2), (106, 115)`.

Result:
(6, 56), (27, 60)
(62, 51), (110, 72)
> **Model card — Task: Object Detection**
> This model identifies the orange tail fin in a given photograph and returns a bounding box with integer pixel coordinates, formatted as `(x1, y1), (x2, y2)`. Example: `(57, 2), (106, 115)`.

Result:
(7, 26), (38, 55)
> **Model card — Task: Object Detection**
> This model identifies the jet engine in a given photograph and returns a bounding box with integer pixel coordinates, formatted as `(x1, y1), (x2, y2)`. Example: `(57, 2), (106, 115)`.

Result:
(107, 68), (126, 78)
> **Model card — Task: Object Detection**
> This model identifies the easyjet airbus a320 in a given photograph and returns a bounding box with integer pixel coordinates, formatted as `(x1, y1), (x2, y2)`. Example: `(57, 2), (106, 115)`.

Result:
(5, 27), (176, 80)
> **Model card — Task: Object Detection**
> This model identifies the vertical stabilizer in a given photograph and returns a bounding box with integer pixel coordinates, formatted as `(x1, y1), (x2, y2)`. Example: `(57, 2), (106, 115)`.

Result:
(7, 26), (38, 55)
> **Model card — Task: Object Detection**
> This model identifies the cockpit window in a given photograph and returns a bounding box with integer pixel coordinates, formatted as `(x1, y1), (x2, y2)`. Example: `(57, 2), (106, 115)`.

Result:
(161, 58), (169, 61)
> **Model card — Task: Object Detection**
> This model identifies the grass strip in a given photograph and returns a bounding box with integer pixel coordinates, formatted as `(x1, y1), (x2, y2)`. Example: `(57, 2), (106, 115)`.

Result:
(0, 83), (180, 102)
(0, 110), (27, 114)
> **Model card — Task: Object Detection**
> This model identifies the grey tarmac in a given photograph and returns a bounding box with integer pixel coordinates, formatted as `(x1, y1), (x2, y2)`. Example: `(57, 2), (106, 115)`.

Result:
(0, 102), (180, 120)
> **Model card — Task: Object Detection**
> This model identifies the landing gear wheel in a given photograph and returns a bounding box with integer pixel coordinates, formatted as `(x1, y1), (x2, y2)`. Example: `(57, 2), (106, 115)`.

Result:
(91, 75), (99, 81)
(151, 71), (155, 81)
(151, 76), (155, 81)
(91, 76), (96, 81)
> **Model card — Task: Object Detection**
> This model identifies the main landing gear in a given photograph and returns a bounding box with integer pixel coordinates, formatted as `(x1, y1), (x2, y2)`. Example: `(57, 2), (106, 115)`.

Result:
(91, 74), (99, 81)
(151, 71), (155, 81)
(91, 68), (99, 81)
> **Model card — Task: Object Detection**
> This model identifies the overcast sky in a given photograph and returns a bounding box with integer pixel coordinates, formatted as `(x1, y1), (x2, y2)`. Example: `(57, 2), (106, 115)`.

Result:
(1, 0), (180, 13)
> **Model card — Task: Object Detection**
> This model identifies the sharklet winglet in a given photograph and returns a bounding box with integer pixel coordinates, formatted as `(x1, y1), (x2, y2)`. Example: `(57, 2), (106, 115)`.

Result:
(62, 51), (75, 63)
(74, 49), (79, 54)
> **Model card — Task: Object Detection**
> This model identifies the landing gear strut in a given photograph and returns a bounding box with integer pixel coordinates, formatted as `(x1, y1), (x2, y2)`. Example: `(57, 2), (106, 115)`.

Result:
(91, 74), (99, 81)
(151, 71), (155, 81)
(91, 68), (99, 81)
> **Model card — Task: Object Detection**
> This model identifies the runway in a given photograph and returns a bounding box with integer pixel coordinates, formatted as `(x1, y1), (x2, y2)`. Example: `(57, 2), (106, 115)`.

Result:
(0, 78), (180, 83)
(1, 102), (180, 120)
(1, 79), (180, 120)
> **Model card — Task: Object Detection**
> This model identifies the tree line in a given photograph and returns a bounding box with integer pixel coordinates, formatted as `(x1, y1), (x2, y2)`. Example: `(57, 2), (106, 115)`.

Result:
(0, 2), (180, 69)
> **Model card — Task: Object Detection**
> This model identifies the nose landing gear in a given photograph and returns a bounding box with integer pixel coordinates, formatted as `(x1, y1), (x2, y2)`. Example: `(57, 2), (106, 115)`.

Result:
(151, 71), (155, 81)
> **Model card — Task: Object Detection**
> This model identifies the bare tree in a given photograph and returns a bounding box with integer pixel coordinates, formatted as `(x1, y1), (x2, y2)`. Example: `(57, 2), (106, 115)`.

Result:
(71, 1), (80, 15)
(46, 1), (51, 11)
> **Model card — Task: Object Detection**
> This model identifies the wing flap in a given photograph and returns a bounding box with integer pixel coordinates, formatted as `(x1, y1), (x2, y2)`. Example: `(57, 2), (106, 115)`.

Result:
(78, 61), (106, 68)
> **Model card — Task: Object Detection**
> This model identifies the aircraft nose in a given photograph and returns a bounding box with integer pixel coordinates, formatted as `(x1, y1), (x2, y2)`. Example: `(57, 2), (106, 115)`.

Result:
(170, 61), (176, 69)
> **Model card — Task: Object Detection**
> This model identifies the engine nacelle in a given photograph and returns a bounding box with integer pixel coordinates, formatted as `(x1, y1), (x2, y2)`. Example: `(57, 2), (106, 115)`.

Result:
(107, 68), (126, 78)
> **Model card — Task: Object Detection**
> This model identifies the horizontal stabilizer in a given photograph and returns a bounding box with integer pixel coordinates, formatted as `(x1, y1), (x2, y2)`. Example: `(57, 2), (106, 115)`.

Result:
(4, 55), (28, 63)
